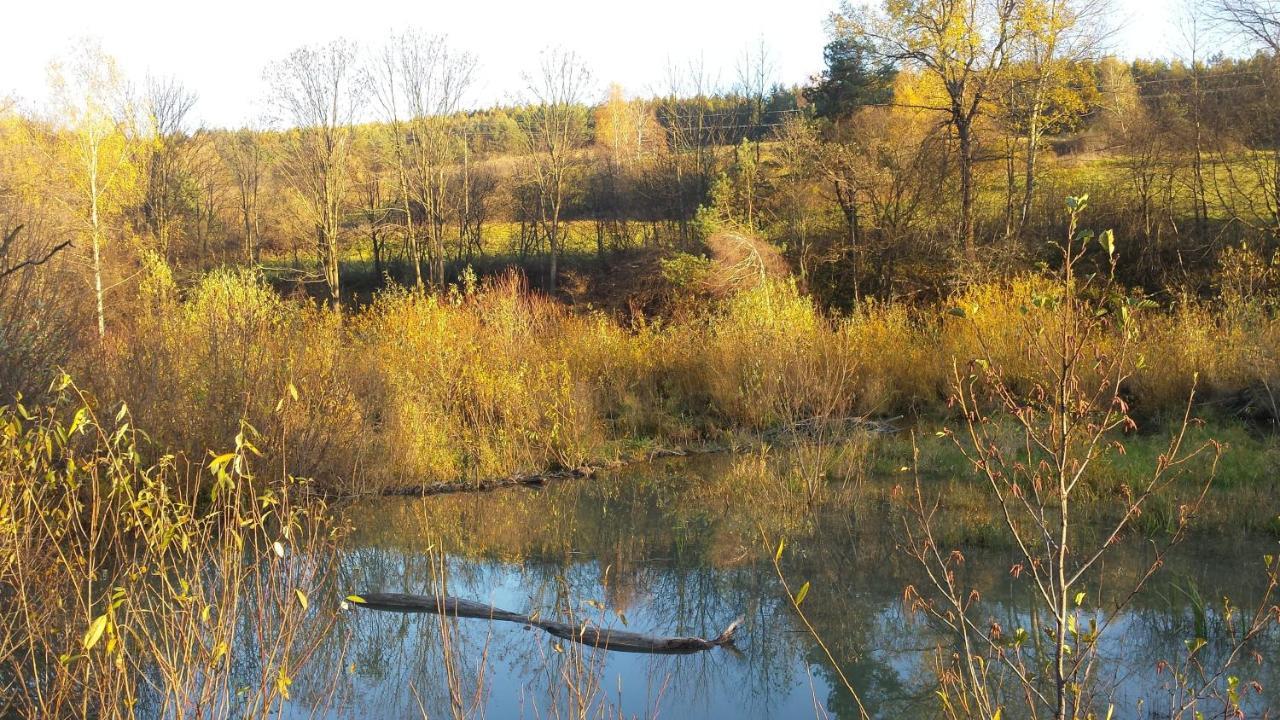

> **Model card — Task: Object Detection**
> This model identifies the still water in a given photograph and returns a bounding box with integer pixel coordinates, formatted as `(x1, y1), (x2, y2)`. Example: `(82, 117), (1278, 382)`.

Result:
(285, 454), (1280, 719)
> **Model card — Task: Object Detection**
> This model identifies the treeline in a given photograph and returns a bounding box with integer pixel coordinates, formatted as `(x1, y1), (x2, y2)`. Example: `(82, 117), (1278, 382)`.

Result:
(1, 1), (1279, 351)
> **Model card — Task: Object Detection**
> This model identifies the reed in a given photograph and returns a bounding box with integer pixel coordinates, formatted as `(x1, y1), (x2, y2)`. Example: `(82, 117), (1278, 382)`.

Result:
(0, 377), (346, 718)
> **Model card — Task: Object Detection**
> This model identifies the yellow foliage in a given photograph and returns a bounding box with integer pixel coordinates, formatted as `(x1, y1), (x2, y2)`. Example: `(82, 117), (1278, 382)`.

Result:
(81, 268), (1280, 492)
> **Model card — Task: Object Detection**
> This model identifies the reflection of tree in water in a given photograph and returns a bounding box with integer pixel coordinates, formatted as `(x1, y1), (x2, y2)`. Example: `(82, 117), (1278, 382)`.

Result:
(794, 497), (1280, 719)
(273, 454), (1279, 719)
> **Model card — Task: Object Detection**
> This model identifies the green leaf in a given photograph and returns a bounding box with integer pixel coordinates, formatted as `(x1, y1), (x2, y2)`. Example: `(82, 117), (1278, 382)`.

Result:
(295, 589), (308, 611)
(1100, 229), (1116, 258)
(1065, 193), (1088, 212)
(345, 594), (367, 605)
(775, 538), (785, 563)
(1074, 591), (1086, 607)
(83, 615), (109, 651)
(948, 307), (967, 318)
(794, 581), (811, 607)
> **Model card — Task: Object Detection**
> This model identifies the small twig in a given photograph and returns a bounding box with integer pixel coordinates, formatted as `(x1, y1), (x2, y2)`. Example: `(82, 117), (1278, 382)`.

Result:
(0, 231), (72, 281)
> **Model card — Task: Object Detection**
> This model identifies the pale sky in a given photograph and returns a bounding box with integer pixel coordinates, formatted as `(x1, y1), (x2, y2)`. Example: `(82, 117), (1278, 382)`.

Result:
(2, 0), (1187, 129)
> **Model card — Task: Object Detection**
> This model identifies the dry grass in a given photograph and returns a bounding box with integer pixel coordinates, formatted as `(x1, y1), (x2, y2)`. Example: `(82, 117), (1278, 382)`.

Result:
(73, 263), (1280, 494)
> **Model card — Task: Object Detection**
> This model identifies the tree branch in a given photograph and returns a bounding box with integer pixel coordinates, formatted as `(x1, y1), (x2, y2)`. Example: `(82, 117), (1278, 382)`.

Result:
(0, 226), (73, 280)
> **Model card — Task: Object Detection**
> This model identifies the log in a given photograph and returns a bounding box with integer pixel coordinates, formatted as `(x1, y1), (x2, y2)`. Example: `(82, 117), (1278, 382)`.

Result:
(349, 592), (743, 655)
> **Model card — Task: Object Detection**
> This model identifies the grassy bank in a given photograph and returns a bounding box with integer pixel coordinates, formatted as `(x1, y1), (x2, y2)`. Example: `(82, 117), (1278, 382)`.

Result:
(80, 265), (1280, 495)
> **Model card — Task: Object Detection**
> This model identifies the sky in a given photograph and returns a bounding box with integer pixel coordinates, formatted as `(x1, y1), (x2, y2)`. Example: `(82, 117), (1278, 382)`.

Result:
(1, 0), (1188, 129)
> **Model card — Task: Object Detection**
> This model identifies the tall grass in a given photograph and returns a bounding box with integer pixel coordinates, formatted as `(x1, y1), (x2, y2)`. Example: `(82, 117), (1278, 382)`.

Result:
(80, 265), (1280, 494)
(0, 378), (344, 717)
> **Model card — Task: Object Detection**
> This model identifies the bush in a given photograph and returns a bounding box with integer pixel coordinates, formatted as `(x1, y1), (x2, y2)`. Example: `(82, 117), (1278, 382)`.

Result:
(71, 264), (1280, 494)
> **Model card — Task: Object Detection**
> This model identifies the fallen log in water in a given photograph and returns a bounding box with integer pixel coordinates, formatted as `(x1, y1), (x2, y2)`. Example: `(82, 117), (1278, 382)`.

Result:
(348, 592), (743, 655)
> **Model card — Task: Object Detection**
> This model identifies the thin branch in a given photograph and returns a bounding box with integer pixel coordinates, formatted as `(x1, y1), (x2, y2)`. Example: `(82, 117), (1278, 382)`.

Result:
(0, 232), (73, 281)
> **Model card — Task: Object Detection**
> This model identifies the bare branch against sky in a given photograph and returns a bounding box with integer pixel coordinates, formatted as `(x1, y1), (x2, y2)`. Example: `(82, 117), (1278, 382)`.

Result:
(2, 0), (1195, 127)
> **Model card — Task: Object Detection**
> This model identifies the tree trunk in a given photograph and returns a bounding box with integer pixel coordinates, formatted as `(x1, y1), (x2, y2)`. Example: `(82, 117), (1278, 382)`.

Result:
(321, 223), (341, 310)
(1004, 138), (1017, 240)
(547, 212), (560, 293)
(436, 165), (448, 289)
(460, 129), (471, 264)
(596, 219), (606, 268)
(91, 179), (105, 340)
(1272, 147), (1280, 237)
(243, 201), (254, 264)
(1018, 97), (1043, 239)
(957, 118), (978, 264)
(398, 164), (422, 290)
(836, 179), (863, 302)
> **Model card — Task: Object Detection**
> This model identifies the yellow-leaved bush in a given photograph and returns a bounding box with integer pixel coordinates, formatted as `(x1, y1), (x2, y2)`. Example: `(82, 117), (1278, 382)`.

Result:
(81, 269), (1280, 492)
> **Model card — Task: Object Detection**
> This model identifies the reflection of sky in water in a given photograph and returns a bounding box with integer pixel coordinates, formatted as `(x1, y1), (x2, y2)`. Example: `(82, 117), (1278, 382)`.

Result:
(272, 457), (1280, 719)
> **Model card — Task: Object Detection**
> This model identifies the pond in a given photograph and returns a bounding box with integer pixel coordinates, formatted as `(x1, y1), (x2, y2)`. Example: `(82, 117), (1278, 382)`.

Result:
(283, 453), (1280, 719)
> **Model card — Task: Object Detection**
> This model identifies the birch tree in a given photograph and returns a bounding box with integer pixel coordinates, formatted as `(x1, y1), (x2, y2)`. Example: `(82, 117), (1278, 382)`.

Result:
(43, 41), (144, 339)
(1001, 0), (1109, 240)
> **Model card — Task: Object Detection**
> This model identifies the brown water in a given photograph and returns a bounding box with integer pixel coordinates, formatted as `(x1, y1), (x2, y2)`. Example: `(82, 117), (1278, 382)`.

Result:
(278, 454), (1280, 719)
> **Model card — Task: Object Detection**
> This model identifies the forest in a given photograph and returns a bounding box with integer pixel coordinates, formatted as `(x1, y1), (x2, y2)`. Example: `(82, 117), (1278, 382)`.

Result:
(1, 0), (1280, 718)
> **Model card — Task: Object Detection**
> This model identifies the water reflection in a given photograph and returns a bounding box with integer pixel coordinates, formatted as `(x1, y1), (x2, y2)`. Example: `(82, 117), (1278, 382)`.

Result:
(284, 455), (1279, 719)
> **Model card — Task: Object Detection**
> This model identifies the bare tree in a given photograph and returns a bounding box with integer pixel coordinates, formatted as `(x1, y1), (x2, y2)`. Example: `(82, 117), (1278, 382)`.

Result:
(142, 75), (197, 260)
(455, 153), (497, 263)
(1211, 0), (1280, 238)
(1177, 2), (1214, 242)
(735, 37), (776, 156)
(658, 55), (722, 242)
(187, 132), (227, 263)
(367, 33), (420, 287)
(522, 47), (592, 293)
(733, 39), (775, 230)
(267, 39), (363, 308)
(368, 32), (427, 288)
(217, 126), (269, 264)
(1211, 0), (1280, 52)
(369, 31), (476, 290)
